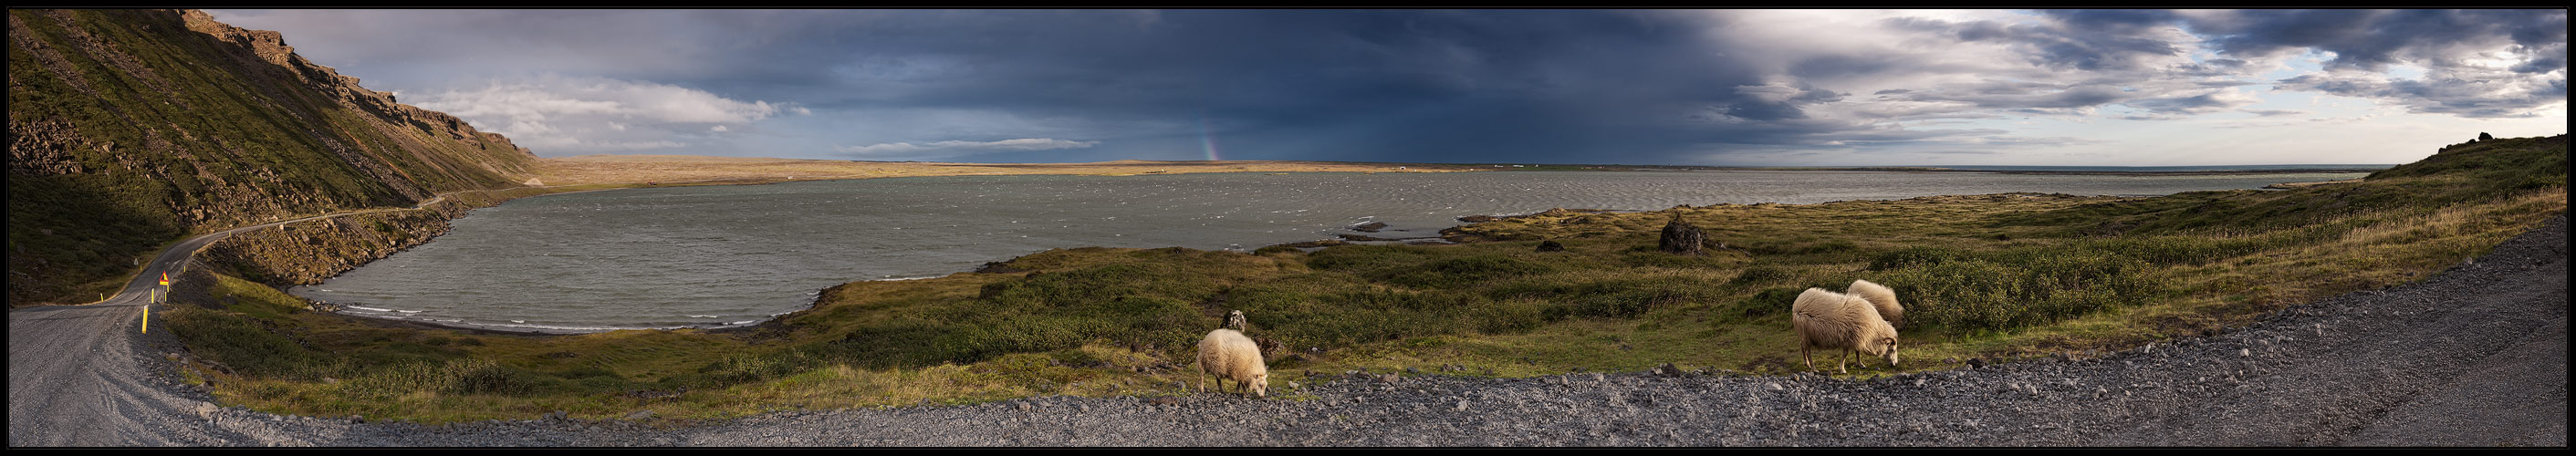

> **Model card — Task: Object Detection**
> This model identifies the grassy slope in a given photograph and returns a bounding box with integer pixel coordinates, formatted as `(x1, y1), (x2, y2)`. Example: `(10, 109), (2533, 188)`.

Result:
(162, 137), (2565, 423)
(6, 9), (535, 306)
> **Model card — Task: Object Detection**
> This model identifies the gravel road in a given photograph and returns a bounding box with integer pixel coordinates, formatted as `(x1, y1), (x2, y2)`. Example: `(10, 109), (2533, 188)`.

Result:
(12, 213), (2564, 447)
(8, 196), (448, 446)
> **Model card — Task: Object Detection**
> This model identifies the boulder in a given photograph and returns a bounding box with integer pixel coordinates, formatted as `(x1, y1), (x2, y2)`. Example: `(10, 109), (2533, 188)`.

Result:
(1658, 217), (1706, 255)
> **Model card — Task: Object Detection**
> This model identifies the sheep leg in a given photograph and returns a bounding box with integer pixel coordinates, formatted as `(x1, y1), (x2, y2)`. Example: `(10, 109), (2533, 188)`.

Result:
(1838, 349), (1851, 374)
(1802, 346), (1815, 371)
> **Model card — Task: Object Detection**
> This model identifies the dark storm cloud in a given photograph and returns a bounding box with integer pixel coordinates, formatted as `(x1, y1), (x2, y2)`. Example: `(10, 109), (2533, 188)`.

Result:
(1893, 9), (2569, 120)
(210, 9), (2566, 164)
(2214, 10), (2568, 118)
(2170, 9), (2566, 119)
(2275, 73), (2569, 118)
(1880, 82), (2137, 112)
(1888, 13), (2183, 72)
(2182, 9), (2565, 72)
(2126, 91), (2258, 115)
(750, 9), (1877, 164)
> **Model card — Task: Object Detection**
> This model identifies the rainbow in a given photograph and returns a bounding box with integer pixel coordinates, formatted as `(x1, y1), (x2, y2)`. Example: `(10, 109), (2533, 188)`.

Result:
(1199, 118), (1223, 161)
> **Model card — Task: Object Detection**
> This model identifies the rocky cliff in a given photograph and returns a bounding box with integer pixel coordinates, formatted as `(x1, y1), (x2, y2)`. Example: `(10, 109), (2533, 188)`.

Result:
(199, 199), (472, 287)
(7, 9), (539, 306)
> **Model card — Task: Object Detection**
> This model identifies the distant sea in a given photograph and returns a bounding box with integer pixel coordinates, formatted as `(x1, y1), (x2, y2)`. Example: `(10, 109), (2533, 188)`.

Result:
(292, 168), (2379, 333)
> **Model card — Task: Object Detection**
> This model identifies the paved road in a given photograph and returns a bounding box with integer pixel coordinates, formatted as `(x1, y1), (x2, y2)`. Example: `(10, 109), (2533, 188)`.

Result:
(7, 197), (443, 446)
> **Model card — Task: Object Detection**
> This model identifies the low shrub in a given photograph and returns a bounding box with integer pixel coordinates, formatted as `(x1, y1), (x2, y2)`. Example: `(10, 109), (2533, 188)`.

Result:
(1868, 246), (1973, 271)
(340, 358), (535, 398)
(1881, 244), (2158, 331)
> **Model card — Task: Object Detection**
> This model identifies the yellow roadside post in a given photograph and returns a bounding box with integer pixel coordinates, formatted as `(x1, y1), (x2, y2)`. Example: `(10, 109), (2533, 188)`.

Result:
(145, 271), (171, 333)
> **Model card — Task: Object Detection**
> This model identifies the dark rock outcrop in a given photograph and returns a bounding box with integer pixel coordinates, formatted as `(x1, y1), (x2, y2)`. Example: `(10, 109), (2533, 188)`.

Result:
(1336, 233), (1400, 242)
(974, 261), (1032, 274)
(1658, 217), (1707, 255)
(1536, 240), (1566, 253)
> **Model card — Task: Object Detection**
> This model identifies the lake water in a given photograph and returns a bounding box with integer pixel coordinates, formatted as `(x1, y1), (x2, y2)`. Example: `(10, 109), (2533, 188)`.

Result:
(289, 170), (2372, 333)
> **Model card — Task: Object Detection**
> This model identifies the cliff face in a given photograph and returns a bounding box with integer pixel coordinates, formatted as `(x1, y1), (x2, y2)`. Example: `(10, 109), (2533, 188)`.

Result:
(7, 9), (539, 306)
(200, 199), (474, 288)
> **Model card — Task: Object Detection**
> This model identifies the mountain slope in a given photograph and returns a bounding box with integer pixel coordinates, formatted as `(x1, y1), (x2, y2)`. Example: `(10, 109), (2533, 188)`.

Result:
(7, 9), (538, 306)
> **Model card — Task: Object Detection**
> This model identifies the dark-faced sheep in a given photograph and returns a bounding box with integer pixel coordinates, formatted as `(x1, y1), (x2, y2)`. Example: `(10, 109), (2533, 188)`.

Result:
(1791, 287), (1900, 374)
(1847, 279), (1904, 329)
(1196, 328), (1268, 398)
(1224, 309), (1248, 331)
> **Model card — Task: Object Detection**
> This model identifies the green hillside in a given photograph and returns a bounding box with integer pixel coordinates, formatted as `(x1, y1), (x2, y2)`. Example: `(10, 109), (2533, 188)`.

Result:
(7, 9), (538, 306)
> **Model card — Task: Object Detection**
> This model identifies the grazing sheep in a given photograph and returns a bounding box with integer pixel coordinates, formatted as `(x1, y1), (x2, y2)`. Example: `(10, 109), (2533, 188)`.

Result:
(1791, 287), (1901, 374)
(1196, 328), (1269, 398)
(1847, 279), (1904, 329)
(1224, 310), (1289, 358)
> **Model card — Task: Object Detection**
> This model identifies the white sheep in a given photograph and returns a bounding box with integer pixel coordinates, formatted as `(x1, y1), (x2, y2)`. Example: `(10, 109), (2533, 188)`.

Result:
(1846, 279), (1904, 329)
(1223, 309), (1288, 358)
(1195, 328), (1268, 398)
(1791, 287), (1901, 374)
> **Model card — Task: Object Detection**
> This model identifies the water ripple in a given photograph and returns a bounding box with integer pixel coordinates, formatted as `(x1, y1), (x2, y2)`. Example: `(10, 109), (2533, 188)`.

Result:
(293, 170), (2366, 331)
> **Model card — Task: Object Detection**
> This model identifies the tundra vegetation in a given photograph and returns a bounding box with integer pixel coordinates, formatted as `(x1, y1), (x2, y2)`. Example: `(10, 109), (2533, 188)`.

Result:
(160, 136), (2566, 424)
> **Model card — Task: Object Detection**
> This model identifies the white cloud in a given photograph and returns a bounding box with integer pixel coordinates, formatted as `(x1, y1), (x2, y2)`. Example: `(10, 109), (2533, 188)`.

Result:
(409, 74), (802, 154)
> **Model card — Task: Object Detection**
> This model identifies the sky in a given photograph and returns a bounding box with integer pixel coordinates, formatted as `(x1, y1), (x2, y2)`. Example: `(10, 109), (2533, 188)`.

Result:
(205, 9), (2568, 166)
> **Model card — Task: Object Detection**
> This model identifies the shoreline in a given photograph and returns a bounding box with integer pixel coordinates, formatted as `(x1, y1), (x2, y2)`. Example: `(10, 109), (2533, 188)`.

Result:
(1630, 165), (2392, 176)
(276, 168), (2371, 337)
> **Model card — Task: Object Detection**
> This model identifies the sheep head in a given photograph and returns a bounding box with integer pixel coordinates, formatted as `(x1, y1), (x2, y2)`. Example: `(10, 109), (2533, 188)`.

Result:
(1858, 318), (1901, 367)
(1249, 372), (1269, 398)
(1880, 336), (1901, 367)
